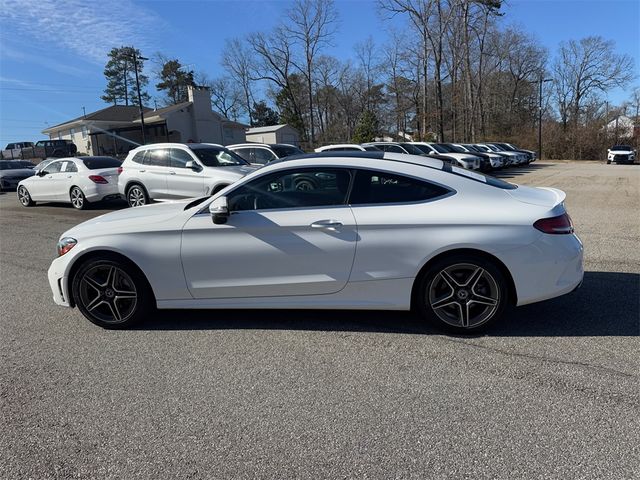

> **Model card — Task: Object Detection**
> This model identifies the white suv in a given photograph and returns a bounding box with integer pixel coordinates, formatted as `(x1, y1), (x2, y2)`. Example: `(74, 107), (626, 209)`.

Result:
(118, 143), (256, 207)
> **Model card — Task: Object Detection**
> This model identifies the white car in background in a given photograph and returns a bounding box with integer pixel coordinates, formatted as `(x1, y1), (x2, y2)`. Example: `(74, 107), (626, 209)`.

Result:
(47, 151), (583, 334)
(17, 156), (122, 209)
(482, 144), (527, 165)
(454, 144), (505, 169)
(228, 143), (304, 165)
(411, 142), (481, 170)
(118, 143), (256, 207)
(606, 145), (636, 164)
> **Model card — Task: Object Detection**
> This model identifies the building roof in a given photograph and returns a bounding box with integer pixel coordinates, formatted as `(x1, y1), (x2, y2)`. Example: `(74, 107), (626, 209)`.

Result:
(43, 105), (152, 132)
(246, 124), (291, 134)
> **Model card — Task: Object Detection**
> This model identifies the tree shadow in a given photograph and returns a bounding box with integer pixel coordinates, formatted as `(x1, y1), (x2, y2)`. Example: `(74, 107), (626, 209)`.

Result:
(134, 271), (639, 337)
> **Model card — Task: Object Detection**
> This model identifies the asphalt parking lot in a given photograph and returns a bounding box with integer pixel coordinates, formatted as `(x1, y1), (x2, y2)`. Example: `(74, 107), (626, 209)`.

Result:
(1, 161), (638, 479)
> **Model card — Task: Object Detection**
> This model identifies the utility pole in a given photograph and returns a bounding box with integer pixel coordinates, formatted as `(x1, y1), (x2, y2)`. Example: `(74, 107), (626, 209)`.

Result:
(127, 48), (149, 145)
(82, 106), (86, 118)
(538, 76), (552, 160)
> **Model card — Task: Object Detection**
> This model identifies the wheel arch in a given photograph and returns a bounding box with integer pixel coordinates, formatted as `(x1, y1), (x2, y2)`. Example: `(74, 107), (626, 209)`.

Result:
(210, 183), (230, 195)
(410, 248), (517, 308)
(66, 249), (156, 308)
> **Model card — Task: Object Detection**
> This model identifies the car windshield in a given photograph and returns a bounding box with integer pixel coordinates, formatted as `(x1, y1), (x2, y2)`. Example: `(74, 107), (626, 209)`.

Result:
(81, 157), (121, 169)
(271, 145), (304, 158)
(463, 145), (480, 152)
(497, 143), (515, 151)
(0, 161), (26, 170)
(191, 147), (248, 166)
(399, 143), (427, 155)
(429, 144), (449, 154)
(612, 145), (632, 151)
(488, 144), (504, 151)
(446, 144), (467, 153)
(434, 144), (456, 153)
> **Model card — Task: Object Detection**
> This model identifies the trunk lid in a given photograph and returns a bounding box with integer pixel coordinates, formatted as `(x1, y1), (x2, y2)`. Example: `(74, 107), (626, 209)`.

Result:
(506, 186), (566, 208)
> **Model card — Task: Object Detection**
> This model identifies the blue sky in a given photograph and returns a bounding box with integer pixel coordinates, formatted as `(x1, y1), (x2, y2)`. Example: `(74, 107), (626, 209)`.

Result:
(0, 0), (638, 145)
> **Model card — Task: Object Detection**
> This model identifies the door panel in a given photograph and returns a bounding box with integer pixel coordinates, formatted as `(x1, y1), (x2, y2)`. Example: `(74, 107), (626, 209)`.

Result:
(181, 207), (357, 299)
(31, 161), (62, 200)
(143, 149), (169, 199)
(166, 148), (205, 198)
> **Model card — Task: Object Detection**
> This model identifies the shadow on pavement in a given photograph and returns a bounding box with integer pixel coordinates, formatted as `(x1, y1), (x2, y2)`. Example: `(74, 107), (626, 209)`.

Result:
(136, 271), (639, 337)
(491, 162), (553, 179)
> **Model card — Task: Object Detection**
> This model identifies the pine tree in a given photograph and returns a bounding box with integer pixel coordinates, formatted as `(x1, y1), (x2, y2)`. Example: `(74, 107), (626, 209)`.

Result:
(156, 59), (195, 105)
(352, 110), (379, 143)
(101, 46), (150, 106)
(250, 101), (280, 127)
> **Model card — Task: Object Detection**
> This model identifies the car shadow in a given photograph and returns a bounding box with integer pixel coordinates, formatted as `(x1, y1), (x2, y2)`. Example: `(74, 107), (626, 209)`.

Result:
(491, 163), (553, 178)
(134, 271), (639, 337)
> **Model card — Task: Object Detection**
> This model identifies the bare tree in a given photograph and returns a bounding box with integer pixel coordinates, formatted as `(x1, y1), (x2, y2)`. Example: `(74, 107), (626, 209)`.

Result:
(222, 38), (256, 124)
(285, 0), (338, 147)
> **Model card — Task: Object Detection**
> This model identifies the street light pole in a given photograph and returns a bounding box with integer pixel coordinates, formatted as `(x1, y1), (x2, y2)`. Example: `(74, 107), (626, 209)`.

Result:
(129, 49), (149, 145)
(538, 76), (553, 161)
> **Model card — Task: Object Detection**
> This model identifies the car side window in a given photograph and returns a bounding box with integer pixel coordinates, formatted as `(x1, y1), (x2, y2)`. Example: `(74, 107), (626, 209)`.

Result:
(349, 169), (450, 205)
(253, 148), (277, 165)
(45, 161), (63, 173)
(64, 162), (78, 173)
(131, 151), (146, 164)
(170, 148), (194, 168)
(228, 168), (352, 212)
(146, 149), (169, 167)
(232, 148), (252, 162)
(384, 145), (405, 153)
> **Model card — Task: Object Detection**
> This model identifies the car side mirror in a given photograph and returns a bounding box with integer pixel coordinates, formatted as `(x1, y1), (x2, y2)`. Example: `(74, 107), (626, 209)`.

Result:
(185, 160), (201, 171)
(209, 196), (229, 225)
(37, 170), (48, 176)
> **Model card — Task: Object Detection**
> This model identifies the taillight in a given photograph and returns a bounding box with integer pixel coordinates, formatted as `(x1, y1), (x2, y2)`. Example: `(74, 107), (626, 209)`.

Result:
(117, 167), (123, 174)
(534, 213), (574, 234)
(88, 175), (108, 184)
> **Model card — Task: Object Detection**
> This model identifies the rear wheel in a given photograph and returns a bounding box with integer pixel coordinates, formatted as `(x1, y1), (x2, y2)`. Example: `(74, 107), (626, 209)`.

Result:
(127, 184), (149, 207)
(17, 185), (35, 206)
(72, 257), (154, 328)
(70, 186), (87, 210)
(416, 254), (509, 333)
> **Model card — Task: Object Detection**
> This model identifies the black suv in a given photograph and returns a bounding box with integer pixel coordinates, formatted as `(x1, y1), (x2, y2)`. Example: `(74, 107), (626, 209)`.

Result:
(33, 140), (77, 158)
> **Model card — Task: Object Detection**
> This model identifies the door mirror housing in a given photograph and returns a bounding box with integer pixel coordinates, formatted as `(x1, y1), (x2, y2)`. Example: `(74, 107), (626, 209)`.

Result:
(185, 160), (201, 171)
(209, 196), (229, 224)
(37, 170), (48, 177)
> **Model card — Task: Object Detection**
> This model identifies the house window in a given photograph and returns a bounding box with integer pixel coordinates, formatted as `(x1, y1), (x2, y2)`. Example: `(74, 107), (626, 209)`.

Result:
(70, 128), (75, 136)
(82, 126), (87, 139)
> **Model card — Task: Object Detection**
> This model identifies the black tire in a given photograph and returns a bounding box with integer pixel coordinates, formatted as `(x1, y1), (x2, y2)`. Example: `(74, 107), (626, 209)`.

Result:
(606, 160), (611, 164)
(126, 184), (149, 207)
(70, 186), (88, 210)
(71, 257), (154, 329)
(416, 254), (510, 334)
(17, 185), (35, 206)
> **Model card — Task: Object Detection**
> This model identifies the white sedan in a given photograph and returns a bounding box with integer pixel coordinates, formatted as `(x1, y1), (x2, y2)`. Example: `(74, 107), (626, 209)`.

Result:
(47, 152), (583, 333)
(17, 156), (122, 210)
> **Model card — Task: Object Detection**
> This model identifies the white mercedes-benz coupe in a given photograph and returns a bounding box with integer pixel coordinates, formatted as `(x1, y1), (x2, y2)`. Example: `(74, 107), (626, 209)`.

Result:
(47, 152), (583, 333)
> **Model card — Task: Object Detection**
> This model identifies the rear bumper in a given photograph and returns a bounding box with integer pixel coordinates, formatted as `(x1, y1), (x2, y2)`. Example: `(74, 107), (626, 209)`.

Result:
(498, 233), (584, 306)
(83, 183), (121, 202)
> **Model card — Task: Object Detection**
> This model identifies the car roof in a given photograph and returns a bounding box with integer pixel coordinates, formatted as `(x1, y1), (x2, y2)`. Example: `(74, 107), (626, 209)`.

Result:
(132, 142), (225, 151)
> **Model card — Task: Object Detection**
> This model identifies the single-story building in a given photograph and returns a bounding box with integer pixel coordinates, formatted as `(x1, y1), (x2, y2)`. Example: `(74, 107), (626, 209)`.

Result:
(245, 124), (300, 146)
(42, 86), (247, 157)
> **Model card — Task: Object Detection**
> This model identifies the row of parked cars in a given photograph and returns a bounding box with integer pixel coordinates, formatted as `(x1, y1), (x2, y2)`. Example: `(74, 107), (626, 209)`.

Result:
(14, 140), (533, 210)
(314, 141), (536, 171)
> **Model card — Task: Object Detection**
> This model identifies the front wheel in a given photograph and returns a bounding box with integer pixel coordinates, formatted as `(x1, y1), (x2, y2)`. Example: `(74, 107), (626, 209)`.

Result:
(70, 187), (88, 210)
(72, 257), (154, 328)
(416, 255), (509, 333)
(17, 185), (35, 206)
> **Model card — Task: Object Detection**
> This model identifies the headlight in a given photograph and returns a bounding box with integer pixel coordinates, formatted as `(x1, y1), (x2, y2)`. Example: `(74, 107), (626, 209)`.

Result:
(57, 237), (77, 256)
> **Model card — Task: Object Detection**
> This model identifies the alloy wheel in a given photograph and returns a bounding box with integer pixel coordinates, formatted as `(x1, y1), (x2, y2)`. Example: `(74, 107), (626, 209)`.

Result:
(70, 188), (84, 209)
(428, 263), (500, 329)
(18, 186), (32, 206)
(128, 186), (146, 207)
(78, 264), (138, 324)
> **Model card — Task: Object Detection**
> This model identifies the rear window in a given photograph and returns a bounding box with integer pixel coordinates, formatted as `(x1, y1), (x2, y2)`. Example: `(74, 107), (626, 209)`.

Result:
(444, 164), (517, 189)
(81, 157), (121, 169)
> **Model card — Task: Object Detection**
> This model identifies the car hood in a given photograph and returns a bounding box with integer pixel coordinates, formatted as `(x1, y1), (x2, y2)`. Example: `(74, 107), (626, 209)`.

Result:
(202, 164), (257, 178)
(0, 168), (35, 177)
(507, 186), (566, 208)
(63, 200), (193, 239)
(445, 153), (478, 161)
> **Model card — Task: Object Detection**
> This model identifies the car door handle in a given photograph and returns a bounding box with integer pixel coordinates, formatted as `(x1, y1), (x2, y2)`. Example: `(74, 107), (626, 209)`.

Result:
(139, 169), (146, 173)
(310, 220), (343, 230)
(67, 175), (72, 178)
(169, 171), (176, 175)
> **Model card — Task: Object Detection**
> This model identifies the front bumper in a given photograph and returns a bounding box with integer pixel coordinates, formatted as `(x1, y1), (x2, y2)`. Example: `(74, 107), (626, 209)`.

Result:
(48, 256), (72, 307)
